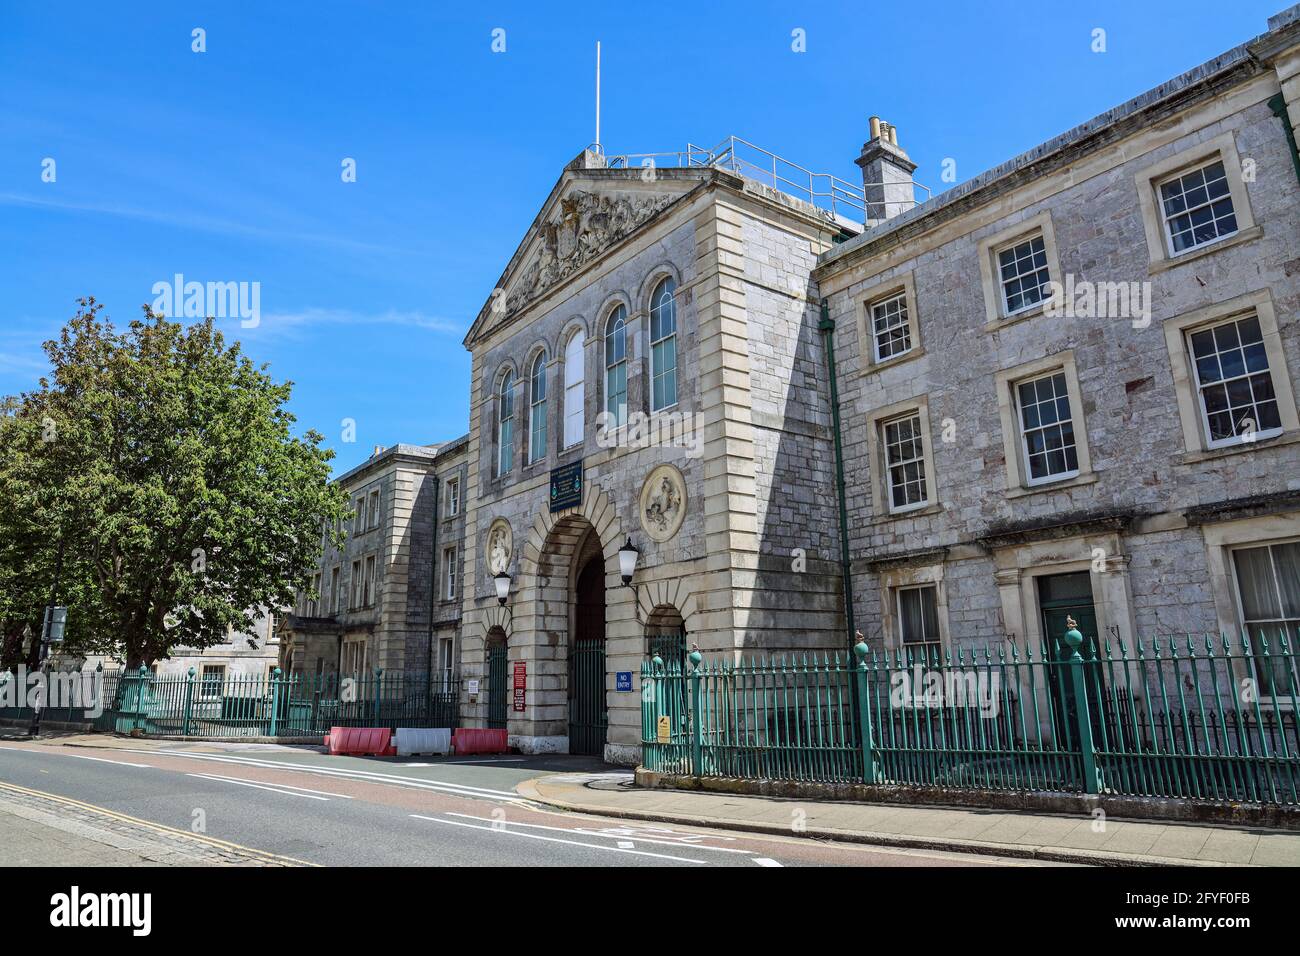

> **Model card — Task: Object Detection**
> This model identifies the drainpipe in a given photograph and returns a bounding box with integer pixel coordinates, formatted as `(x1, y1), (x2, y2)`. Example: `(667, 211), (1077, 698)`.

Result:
(1267, 93), (1300, 184)
(427, 476), (442, 677)
(818, 298), (857, 651)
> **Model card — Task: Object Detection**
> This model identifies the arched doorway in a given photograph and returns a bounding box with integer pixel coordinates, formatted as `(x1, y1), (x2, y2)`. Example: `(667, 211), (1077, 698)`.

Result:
(485, 627), (508, 730)
(569, 553), (607, 755)
(646, 604), (687, 669)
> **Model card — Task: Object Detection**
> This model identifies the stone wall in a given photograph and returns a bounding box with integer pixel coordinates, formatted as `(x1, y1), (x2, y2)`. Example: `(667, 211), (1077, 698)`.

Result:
(816, 42), (1300, 658)
(736, 206), (844, 651)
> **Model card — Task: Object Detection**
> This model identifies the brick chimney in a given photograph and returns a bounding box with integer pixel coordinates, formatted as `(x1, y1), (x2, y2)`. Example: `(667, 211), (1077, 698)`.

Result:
(856, 117), (917, 227)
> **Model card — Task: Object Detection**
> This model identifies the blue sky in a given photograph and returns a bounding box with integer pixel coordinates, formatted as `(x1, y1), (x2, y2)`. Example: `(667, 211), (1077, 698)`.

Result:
(0, 0), (1286, 474)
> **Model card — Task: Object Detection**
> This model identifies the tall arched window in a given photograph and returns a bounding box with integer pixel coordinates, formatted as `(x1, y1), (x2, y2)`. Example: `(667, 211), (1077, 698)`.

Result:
(563, 331), (585, 447)
(497, 370), (515, 476)
(528, 351), (548, 464)
(604, 305), (628, 428)
(649, 277), (678, 411)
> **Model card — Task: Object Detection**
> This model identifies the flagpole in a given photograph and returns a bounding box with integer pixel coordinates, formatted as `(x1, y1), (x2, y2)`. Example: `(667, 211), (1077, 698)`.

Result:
(595, 40), (601, 152)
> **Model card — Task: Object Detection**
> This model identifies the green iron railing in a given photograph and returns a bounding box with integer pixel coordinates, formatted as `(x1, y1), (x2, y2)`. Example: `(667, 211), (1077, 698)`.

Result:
(641, 627), (1300, 806)
(0, 665), (122, 729)
(103, 667), (460, 738)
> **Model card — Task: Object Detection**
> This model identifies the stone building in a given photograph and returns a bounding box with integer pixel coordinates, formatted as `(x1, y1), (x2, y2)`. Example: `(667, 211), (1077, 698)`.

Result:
(814, 7), (1300, 685)
(280, 439), (468, 679)
(287, 6), (1300, 767)
(152, 607), (280, 682)
(456, 148), (855, 763)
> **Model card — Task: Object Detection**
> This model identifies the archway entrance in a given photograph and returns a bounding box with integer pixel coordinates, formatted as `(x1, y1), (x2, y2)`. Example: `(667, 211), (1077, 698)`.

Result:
(568, 553), (607, 755)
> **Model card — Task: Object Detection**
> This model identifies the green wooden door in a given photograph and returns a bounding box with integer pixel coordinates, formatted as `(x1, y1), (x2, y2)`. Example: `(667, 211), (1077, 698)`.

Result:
(487, 642), (508, 730)
(1038, 572), (1105, 750)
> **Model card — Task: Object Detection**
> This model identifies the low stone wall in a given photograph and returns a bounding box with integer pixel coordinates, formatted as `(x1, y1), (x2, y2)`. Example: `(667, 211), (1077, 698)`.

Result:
(0, 717), (94, 734)
(634, 768), (1300, 830)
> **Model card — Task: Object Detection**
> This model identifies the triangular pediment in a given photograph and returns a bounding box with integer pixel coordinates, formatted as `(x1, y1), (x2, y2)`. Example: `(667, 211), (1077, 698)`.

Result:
(465, 154), (710, 347)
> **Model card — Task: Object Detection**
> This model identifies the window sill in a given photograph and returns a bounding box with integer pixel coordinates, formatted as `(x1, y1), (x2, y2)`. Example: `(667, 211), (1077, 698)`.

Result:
(861, 346), (926, 376)
(983, 305), (1046, 334)
(1004, 470), (1098, 499)
(557, 443), (585, 463)
(1177, 428), (1300, 465)
(1147, 226), (1263, 275)
(520, 459), (549, 481)
(872, 502), (943, 524)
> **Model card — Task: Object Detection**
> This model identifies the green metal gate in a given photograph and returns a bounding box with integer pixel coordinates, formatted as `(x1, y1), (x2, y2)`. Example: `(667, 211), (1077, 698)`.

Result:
(569, 636), (607, 756)
(487, 642), (508, 730)
(648, 628), (688, 669)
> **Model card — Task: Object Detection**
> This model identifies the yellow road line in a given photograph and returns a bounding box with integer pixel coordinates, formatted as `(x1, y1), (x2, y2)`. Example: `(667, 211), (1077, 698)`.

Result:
(0, 779), (314, 867)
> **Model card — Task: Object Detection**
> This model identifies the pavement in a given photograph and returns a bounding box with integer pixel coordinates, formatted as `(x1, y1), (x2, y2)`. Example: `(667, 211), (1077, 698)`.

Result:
(0, 780), (302, 866)
(517, 771), (1300, 867)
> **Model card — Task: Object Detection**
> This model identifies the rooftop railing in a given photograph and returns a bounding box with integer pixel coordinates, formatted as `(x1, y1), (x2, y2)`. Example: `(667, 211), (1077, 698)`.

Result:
(604, 135), (931, 224)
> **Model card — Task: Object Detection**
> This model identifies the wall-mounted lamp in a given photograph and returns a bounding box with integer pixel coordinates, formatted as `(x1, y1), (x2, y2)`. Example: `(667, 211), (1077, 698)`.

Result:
(619, 536), (650, 625)
(494, 571), (512, 607)
(618, 537), (641, 587)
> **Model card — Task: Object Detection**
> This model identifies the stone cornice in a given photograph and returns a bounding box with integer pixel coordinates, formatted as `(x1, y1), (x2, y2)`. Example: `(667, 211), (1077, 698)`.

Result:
(1183, 490), (1300, 526)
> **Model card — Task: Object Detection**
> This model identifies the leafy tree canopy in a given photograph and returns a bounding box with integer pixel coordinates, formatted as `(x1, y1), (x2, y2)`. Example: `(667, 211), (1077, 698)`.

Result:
(0, 299), (349, 668)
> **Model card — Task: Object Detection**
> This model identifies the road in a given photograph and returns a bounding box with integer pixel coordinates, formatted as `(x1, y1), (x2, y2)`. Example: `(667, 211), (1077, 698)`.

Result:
(0, 737), (1048, 867)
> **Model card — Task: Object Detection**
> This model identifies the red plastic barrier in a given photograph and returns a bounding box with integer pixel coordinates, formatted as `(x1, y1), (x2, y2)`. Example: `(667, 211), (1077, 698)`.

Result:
(325, 726), (396, 756)
(451, 728), (509, 755)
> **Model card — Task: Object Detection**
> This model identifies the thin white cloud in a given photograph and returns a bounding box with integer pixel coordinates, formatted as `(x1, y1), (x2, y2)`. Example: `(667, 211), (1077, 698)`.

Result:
(0, 191), (414, 257)
(240, 307), (466, 339)
(0, 352), (48, 375)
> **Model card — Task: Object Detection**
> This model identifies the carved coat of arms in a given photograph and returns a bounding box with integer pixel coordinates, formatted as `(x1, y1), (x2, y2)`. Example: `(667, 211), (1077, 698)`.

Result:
(644, 477), (681, 534)
(639, 464), (687, 542)
(506, 190), (674, 313)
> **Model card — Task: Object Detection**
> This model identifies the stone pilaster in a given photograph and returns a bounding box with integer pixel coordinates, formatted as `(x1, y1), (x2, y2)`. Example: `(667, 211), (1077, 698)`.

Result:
(692, 199), (760, 658)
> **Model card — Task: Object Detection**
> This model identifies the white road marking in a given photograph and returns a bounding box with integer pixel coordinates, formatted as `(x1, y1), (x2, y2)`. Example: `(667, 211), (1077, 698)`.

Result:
(444, 812), (756, 855)
(588, 823), (739, 845)
(0, 745), (153, 769)
(752, 858), (783, 867)
(618, 841), (635, 849)
(191, 772), (352, 799)
(113, 749), (532, 804)
(411, 815), (709, 864)
(186, 772), (331, 800)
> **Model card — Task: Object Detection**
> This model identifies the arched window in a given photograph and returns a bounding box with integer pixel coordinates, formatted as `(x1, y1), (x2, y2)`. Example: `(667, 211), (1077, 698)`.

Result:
(604, 305), (628, 428)
(497, 370), (515, 476)
(528, 351), (548, 464)
(649, 277), (677, 411)
(563, 331), (585, 447)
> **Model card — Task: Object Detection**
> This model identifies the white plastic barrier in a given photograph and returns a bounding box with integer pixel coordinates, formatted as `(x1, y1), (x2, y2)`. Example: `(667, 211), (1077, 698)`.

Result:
(395, 727), (452, 756)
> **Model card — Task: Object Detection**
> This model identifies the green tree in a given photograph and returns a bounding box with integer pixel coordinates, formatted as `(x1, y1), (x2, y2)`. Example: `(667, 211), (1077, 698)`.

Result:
(0, 299), (349, 668)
